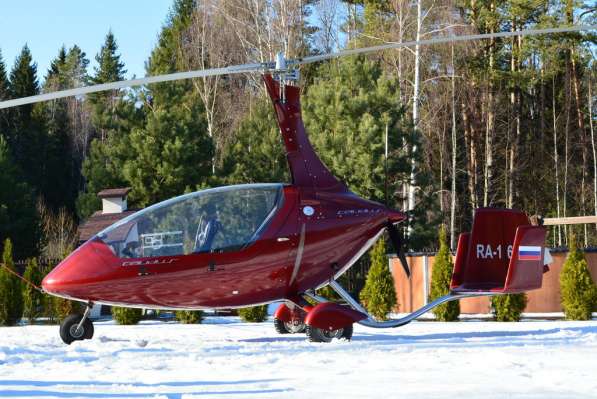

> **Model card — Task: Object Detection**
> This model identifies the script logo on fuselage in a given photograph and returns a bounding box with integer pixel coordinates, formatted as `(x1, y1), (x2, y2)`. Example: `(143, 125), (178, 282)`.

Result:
(337, 208), (382, 217)
(121, 258), (179, 267)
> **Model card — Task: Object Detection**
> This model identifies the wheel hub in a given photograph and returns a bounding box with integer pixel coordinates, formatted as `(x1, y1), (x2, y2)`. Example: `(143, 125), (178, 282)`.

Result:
(284, 319), (305, 333)
(322, 328), (343, 339)
(69, 324), (85, 339)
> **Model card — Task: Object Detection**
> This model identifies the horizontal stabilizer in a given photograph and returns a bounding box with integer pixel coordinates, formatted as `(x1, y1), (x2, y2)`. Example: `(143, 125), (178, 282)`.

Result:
(450, 208), (548, 294)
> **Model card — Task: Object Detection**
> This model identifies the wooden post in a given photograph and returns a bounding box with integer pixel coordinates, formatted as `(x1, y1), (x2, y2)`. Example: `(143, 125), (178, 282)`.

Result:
(542, 216), (597, 226)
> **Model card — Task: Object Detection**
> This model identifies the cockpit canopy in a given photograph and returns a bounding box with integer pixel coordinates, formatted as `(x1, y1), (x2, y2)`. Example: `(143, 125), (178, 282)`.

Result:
(96, 184), (283, 258)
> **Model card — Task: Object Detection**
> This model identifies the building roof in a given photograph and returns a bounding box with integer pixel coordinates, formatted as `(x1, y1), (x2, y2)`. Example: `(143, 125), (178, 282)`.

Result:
(97, 187), (131, 199)
(78, 210), (137, 242)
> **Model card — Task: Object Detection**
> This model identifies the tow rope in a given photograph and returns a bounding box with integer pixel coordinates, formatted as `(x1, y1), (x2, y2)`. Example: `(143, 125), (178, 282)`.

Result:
(0, 262), (44, 293)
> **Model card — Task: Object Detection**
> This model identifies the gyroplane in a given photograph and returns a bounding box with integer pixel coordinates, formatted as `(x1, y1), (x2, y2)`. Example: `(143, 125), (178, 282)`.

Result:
(0, 25), (592, 344)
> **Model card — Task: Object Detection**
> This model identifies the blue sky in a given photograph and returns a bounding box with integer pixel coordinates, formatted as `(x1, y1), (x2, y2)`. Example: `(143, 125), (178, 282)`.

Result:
(0, 1), (173, 82)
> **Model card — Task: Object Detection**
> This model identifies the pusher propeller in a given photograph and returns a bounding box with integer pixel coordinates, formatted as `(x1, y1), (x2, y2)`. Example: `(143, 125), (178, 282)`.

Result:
(386, 222), (410, 278)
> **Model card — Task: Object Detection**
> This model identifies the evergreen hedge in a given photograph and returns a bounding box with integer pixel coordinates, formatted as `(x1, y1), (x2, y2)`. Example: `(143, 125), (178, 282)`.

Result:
(22, 258), (44, 323)
(112, 307), (143, 325)
(238, 305), (268, 322)
(359, 238), (397, 321)
(0, 239), (23, 326)
(560, 234), (597, 320)
(428, 227), (460, 321)
(492, 293), (527, 321)
(175, 310), (204, 324)
(49, 297), (81, 323)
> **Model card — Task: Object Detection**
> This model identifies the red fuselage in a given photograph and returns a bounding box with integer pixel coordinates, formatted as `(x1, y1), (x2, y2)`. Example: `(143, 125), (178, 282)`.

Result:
(42, 186), (403, 309)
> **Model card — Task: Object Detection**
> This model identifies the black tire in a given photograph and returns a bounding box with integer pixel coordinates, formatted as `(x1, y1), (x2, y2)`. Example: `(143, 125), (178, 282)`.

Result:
(274, 318), (290, 334)
(306, 323), (353, 343)
(340, 324), (353, 340)
(59, 314), (94, 345)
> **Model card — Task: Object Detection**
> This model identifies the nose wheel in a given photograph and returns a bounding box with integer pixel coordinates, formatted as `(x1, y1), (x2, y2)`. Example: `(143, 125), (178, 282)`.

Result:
(59, 303), (94, 345)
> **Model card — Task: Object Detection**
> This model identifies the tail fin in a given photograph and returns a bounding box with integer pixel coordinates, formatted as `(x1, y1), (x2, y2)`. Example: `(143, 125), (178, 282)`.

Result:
(450, 208), (548, 294)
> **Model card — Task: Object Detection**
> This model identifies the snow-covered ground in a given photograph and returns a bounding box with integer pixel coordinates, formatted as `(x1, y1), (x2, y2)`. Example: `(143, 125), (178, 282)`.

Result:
(1, 317), (596, 398)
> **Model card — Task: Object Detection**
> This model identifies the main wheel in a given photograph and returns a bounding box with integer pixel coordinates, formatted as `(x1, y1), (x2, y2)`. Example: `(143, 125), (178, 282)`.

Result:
(59, 314), (94, 345)
(306, 324), (353, 343)
(274, 318), (306, 334)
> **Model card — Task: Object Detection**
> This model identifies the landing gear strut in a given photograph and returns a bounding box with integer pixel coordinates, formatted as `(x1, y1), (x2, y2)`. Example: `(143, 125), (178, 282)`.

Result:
(60, 302), (94, 345)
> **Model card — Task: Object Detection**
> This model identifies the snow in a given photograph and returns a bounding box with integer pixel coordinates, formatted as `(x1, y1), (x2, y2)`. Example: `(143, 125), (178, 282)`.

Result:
(1, 317), (596, 398)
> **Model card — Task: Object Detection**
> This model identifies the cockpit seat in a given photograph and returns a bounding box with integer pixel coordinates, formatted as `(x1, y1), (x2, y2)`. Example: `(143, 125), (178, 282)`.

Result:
(195, 219), (221, 253)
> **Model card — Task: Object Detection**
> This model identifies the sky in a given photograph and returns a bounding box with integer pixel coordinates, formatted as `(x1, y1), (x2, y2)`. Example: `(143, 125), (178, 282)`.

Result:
(0, 1), (173, 82)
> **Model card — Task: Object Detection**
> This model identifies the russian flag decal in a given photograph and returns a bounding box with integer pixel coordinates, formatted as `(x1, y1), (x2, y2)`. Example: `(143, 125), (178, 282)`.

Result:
(518, 246), (542, 261)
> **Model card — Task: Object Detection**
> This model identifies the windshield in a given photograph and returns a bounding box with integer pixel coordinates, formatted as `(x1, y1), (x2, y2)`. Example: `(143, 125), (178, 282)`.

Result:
(97, 184), (283, 258)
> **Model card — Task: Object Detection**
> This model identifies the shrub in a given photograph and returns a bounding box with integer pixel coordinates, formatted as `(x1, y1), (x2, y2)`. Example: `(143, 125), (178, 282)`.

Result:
(0, 239), (24, 326)
(316, 285), (340, 301)
(492, 293), (527, 321)
(112, 307), (144, 325)
(428, 226), (460, 321)
(359, 238), (397, 321)
(238, 305), (268, 322)
(49, 297), (81, 323)
(175, 310), (204, 324)
(560, 234), (597, 320)
(22, 258), (44, 323)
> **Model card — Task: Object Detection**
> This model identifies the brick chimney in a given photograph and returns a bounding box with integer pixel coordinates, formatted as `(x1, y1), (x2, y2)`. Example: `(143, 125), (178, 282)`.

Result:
(97, 187), (131, 214)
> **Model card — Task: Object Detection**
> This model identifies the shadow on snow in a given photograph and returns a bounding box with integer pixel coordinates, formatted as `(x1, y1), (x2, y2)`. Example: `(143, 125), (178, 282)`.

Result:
(0, 379), (291, 398)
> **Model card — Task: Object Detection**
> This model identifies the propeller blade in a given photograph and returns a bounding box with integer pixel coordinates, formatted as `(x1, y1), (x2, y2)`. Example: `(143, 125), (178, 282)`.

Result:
(386, 222), (410, 278)
(0, 24), (593, 110)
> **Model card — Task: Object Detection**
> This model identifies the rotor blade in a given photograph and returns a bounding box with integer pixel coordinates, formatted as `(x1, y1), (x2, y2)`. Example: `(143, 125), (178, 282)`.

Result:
(290, 25), (596, 66)
(387, 222), (410, 278)
(0, 24), (593, 110)
(0, 61), (272, 110)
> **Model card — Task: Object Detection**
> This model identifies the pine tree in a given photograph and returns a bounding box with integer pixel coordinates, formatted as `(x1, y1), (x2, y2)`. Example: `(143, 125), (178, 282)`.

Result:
(0, 238), (24, 326)
(22, 257), (44, 323)
(560, 233), (597, 320)
(78, 3), (212, 213)
(118, 1), (211, 207)
(8, 45), (39, 116)
(304, 57), (409, 205)
(41, 47), (76, 210)
(0, 49), (10, 135)
(112, 307), (143, 325)
(45, 46), (67, 86)
(428, 226), (459, 321)
(63, 45), (89, 88)
(122, 92), (212, 207)
(7, 45), (46, 192)
(0, 135), (38, 258)
(89, 31), (127, 142)
(175, 310), (204, 324)
(238, 305), (268, 323)
(222, 99), (288, 184)
(75, 34), (129, 216)
(359, 238), (397, 320)
(147, 0), (195, 75)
